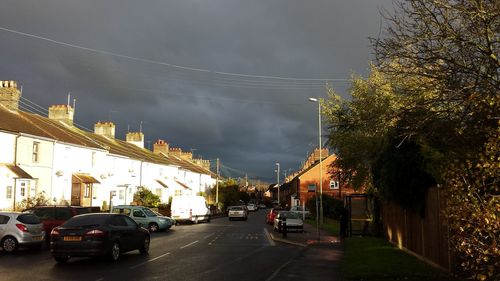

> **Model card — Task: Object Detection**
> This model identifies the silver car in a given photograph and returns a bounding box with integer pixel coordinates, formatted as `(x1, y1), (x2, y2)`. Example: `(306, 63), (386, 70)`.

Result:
(228, 206), (248, 221)
(0, 212), (45, 253)
(273, 211), (304, 233)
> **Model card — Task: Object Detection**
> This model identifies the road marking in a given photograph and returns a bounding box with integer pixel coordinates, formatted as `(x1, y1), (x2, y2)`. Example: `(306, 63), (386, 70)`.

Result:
(263, 228), (275, 246)
(129, 252), (171, 269)
(203, 233), (215, 239)
(265, 258), (294, 281)
(94, 278), (104, 281)
(180, 240), (199, 249)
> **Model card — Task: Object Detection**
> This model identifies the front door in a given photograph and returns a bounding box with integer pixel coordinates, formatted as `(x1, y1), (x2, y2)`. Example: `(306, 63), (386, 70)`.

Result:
(71, 183), (81, 206)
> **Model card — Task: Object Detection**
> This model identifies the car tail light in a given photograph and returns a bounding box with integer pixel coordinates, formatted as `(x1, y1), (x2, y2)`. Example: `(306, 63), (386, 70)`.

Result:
(51, 228), (60, 237)
(85, 229), (106, 237)
(16, 224), (28, 232)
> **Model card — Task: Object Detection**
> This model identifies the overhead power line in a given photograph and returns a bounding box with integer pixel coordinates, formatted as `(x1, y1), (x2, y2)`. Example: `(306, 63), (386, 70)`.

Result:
(0, 26), (350, 82)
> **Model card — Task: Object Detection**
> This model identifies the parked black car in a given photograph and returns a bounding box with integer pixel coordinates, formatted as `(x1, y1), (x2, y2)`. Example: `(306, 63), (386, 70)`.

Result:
(25, 205), (98, 242)
(50, 213), (150, 263)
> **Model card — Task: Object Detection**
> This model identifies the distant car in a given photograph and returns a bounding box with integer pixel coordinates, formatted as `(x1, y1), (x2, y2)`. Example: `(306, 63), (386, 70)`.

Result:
(266, 207), (284, 224)
(246, 203), (257, 212)
(25, 206), (95, 241)
(50, 213), (150, 263)
(289, 206), (312, 219)
(0, 212), (45, 253)
(110, 205), (172, 232)
(228, 206), (248, 221)
(258, 203), (267, 209)
(273, 211), (304, 233)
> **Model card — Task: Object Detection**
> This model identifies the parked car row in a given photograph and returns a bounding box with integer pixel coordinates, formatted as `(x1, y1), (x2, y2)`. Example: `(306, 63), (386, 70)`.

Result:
(1, 204), (177, 257)
(265, 206), (307, 233)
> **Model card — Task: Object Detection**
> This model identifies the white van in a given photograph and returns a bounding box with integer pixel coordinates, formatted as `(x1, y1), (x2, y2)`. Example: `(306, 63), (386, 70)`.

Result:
(171, 195), (211, 223)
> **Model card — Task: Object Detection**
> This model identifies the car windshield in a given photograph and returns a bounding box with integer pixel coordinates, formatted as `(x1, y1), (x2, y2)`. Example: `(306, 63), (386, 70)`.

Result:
(279, 212), (300, 219)
(63, 215), (108, 227)
(142, 208), (157, 217)
(17, 213), (41, 224)
(230, 206), (243, 211)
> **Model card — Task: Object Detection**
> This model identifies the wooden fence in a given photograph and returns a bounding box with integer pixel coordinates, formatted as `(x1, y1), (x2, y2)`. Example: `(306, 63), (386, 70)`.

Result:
(381, 186), (453, 271)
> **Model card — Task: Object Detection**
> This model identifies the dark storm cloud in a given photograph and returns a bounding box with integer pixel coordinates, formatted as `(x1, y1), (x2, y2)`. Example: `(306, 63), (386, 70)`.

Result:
(0, 0), (393, 182)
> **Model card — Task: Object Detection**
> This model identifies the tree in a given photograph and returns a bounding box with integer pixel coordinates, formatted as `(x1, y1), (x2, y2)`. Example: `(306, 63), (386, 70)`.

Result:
(372, 0), (499, 159)
(133, 187), (160, 207)
(208, 179), (249, 211)
(322, 1), (498, 279)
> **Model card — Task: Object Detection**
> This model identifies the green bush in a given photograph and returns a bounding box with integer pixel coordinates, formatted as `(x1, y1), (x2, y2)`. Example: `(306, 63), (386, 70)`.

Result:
(306, 194), (344, 220)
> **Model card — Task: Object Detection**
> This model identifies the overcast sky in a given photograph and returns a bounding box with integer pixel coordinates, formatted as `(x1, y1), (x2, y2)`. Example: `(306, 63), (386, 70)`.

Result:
(0, 0), (393, 182)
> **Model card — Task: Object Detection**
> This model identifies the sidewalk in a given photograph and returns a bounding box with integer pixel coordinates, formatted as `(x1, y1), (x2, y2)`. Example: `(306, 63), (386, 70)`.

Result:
(266, 222), (343, 281)
(268, 221), (341, 247)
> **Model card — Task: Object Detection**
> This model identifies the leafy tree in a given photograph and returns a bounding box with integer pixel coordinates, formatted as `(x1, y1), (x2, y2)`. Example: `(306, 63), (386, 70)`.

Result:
(133, 186), (160, 207)
(324, 1), (498, 279)
(208, 179), (249, 211)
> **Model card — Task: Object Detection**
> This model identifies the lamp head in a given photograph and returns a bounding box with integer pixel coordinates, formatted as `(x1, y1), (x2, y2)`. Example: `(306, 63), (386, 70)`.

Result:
(308, 97), (318, 102)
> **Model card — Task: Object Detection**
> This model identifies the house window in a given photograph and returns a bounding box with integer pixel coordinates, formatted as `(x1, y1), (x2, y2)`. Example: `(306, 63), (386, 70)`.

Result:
(91, 152), (96, 167)
(329, 180), (339, 190)
(84, 184), (91, 198)
(32, 142), (40, 163)
(119, 190), (125, 200)
(174, 190), (182, 196)
(20, 182), (26, 197)
(92, 186), (97, 200)
(6, 186), (12, 199)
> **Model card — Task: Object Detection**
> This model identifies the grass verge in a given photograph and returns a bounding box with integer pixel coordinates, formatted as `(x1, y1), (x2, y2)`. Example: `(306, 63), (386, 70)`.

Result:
(341, 236), (458, 281)
(305, 218), (340, 236)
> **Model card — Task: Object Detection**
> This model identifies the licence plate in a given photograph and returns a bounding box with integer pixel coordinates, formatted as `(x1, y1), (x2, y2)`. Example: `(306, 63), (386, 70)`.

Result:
(32, 236), (43, 241)
(63, 236), (82, 241)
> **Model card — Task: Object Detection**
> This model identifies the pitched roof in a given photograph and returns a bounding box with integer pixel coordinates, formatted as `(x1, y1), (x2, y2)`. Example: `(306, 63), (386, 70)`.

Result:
(0, 105), (212, 175)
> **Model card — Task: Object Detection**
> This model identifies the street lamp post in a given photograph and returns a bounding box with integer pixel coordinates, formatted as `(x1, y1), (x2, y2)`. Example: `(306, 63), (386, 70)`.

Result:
(309, 97), (323, 225)
(275, 162), (280, 205)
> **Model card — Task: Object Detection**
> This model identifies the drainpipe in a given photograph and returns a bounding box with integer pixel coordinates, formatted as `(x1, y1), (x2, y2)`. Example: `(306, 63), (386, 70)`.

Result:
(50, 139), (57, 204)
(13, 134), (20, 210)
(139, 161), (143, 187)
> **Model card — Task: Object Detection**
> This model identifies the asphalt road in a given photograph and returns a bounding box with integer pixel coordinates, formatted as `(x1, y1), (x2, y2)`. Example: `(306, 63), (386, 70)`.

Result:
(0, 209), (304, 281)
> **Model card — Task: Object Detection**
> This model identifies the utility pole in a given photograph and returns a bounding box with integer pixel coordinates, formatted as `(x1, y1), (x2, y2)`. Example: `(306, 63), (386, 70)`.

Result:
(275, 162), (280, 205)
(216, 158), (220, 206)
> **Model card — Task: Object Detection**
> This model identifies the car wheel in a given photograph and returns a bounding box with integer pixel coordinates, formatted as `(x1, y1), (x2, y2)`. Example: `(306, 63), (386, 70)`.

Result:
(139, 236), (150, 254)
(148, 223), (159, 233)
(110, 241), (120, 261)
(54, 255), (69, 263)
(1, 236), (18, 253)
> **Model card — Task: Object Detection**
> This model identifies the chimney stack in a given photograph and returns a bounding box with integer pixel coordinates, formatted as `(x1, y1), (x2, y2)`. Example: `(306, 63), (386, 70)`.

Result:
(0, 80), (21, 111)
(169, 147), (182, 157)
(48, 105), (74, 126)
(180, 151), (193, 160)
(153, 139), (169, 155)
(94, 122), (116, 138)
(126, 132), (144, 148)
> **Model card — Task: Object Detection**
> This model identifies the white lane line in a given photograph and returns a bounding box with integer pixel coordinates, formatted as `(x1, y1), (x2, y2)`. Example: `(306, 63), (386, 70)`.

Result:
(265, 258), (294, 281)
(263, 228), (276, 246)
(180, 240), (199, 249)
(203, 233), (215, 239)
(129, 252), (170, 269)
